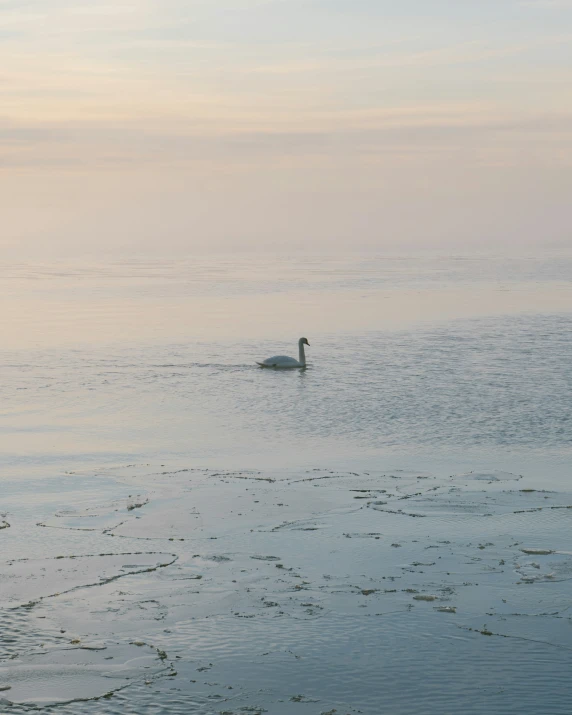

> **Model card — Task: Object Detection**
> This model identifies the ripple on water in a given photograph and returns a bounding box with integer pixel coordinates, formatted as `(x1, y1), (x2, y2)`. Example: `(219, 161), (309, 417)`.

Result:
(10, 612), (569, 715)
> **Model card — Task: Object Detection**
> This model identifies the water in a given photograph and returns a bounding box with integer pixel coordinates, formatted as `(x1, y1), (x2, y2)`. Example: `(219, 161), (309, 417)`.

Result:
(2, 254), (572, 471)
(1, 253), (572, 713)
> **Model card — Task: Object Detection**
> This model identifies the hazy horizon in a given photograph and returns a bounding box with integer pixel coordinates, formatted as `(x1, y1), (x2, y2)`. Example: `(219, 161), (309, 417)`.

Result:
(2, 0), (571, 256)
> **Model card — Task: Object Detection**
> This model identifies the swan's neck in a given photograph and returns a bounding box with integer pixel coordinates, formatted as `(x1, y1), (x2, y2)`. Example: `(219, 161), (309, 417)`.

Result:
(298, 341), (306, 366)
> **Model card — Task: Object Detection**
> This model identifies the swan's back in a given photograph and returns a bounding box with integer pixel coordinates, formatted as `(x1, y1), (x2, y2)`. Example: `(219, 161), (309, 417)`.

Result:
(258, 355), (301, 368)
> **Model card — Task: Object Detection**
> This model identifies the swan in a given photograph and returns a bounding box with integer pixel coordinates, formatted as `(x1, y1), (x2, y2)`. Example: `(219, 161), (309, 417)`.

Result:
(257, 337), (310, 368)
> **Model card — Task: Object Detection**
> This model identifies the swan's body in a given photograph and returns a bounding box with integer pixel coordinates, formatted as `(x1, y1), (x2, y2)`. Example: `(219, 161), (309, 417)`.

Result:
(257, 337), (310, 368)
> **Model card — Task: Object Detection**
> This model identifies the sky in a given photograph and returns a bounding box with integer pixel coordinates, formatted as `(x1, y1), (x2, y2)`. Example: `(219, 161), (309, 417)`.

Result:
(1, 0), (571, 255)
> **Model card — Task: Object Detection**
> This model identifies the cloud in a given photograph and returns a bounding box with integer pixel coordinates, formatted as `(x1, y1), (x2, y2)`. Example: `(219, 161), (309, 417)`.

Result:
(2, 103), (571, 173)
(0, 0), (571, 253)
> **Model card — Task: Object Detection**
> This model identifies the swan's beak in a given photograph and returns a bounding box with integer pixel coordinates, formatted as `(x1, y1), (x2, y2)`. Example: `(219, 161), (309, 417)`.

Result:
(306, 341), (310, 346)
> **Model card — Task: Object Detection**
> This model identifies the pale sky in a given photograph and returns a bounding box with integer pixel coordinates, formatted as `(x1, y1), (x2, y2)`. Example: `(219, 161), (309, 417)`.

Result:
(1, 0), (571, 255)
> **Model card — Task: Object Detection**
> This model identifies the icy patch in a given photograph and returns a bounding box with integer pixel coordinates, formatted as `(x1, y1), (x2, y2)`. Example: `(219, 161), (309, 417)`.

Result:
(369, 486), (569, 520)
(0, 553), (177, 608)
(515, 553), (572, 583)
(457, 471), (522, 483)
(0, 642), (169, 706)
(38, 495), (149, 532)
(107, 501), (203, 540)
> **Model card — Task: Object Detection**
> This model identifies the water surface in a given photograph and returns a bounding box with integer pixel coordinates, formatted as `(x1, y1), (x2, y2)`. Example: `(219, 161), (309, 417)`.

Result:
(1, 254), (571, 713)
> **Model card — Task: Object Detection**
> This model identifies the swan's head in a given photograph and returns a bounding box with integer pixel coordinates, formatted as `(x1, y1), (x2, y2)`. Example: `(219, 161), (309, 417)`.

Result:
(299, 337), (310, 346)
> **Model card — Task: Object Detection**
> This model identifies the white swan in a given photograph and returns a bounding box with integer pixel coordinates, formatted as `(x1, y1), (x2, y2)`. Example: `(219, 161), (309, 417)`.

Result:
(257, 337), (310, 368)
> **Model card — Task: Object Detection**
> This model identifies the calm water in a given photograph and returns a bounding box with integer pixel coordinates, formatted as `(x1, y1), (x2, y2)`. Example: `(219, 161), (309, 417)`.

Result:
(1, 253), (571, 477)
(2, 254), (572, 714)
